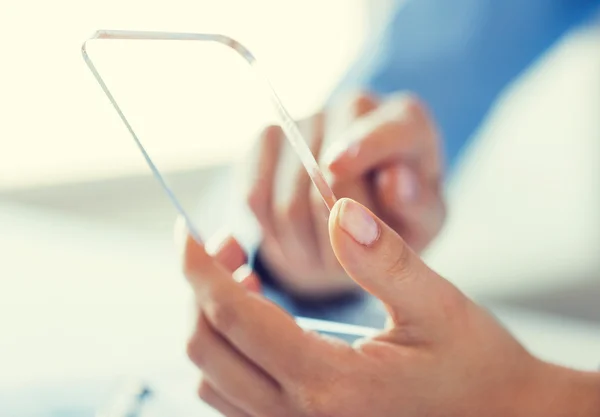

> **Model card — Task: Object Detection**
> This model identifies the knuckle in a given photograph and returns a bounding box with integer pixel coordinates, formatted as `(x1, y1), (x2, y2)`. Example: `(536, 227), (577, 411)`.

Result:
(401, 92), (424, 112)
(351, 91), (378, 115)
(182, 250), (212, 283)
(386, 321), (424, 345)
(384, 243), (413, 282)
(205, 300), (238, 335)
(289, 357), (349, 417)
(294, 376), (347, 417)
(197, 378), (215, 403)
(245, 183), (268, 216)
(440, 284), (469, 320)
(283, 195), (307, 222)
(387, 92), (427, 122)
(407, 95), (431, 121)
(186, 333), (206, 367)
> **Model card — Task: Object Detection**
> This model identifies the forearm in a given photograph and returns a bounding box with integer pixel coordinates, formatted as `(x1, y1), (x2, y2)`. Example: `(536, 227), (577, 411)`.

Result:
(252, 248), (360, 301)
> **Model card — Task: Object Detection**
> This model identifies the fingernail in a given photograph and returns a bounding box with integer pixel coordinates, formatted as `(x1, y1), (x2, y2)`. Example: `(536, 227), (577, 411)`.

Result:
(232, 264), (250, 282)
(233, 265), (262, 292)
(397, 166), (418, 203)
(235, 268), (261, 293)
(338, 199), (380, 246)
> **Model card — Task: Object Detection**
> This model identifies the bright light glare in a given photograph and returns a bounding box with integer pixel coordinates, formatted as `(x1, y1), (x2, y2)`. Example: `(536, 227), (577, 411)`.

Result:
(0, 0), (365, 189)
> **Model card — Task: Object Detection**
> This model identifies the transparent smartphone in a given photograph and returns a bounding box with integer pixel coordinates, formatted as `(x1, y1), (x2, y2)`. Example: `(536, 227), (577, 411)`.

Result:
(82, 30), (378, 342)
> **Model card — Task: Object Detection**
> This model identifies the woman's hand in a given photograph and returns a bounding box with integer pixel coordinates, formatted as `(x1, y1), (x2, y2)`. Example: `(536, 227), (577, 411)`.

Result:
(182, 199), (600, 417)
(242, 92), (445, 297)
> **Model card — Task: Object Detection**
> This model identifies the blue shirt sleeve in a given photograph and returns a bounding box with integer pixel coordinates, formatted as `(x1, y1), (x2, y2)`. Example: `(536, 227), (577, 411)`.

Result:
(333, 0), (600, 172)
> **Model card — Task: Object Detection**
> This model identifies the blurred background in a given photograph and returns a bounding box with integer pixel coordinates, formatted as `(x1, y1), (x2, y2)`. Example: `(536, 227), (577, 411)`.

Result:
(1, 0), (599, 415)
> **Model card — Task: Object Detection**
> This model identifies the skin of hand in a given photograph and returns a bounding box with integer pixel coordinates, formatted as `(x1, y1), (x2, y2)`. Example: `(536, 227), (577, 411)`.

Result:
(241, 92), (445, 297)
(181, 199), (600, 417)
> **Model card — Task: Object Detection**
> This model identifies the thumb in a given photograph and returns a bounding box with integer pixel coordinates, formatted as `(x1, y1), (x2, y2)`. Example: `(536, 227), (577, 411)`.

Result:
(328, 198), (463, 326)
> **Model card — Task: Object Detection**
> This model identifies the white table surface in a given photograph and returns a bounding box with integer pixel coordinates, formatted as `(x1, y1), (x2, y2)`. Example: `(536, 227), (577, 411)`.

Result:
(1, 203), (599, 401)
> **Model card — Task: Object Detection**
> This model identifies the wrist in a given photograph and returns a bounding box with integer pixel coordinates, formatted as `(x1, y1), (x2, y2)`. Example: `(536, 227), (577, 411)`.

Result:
(519, 359), (600, 417)
(253, 248), (360, 301)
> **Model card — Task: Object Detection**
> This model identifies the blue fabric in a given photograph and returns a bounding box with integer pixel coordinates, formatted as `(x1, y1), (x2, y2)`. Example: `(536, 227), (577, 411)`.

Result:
(334, 0), (600, 172)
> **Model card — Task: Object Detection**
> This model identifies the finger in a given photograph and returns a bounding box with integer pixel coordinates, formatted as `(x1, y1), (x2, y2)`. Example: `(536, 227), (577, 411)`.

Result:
(325, 93), (442, 182)
(328, 198), (463, 327)
(375, 163), (419, 209)
(352, 92), (379, 116)
(206, 232), (262, 293)
(231, 264), (261, 293)
(323, 91), (379, 148)
(206, 231), (247, 272)
(311, 93), (380, 270)
(197, 379), (252, 417)
(309, 185), (340, 270)
(184, 234), (330, 382)
(188, 315), (282, 416)
(274, 115), (324, 266)
(375, 163), (445, 252)
(311, 172), (378, 272)
(245, 125), (283, 238)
